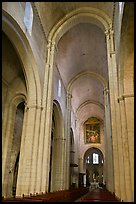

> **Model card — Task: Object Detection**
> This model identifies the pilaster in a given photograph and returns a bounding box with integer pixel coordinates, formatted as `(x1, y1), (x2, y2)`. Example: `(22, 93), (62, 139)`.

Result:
(105, 27), (125, 200)
(118, 94), (133, 201)
(103, 87), (114, 193)
(64, 91), (72, 189)
(38, 41), (56, 193)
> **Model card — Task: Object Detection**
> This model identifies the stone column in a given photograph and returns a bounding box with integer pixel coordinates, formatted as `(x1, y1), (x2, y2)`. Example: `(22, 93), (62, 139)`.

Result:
(35, 41), (52, 193)
(103, 87), (114, 193)
(78, 157), (85, 173)
(124, 95), (134, 201)
(16, 102), (41, 196)
(2, 103), (17, 197)
(40, 41), (56, 193)
(118, 94), (133, 201)
(51, 137), (66, 191)
(29, 105), (42, 193)
(103, 116), (107, 184)
(64, 91), (72, 189)
(34, 41), (56, 194)
(105, 27), (125, 200)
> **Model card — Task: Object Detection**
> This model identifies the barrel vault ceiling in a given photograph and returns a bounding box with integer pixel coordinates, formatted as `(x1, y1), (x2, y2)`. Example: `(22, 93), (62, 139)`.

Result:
(34, 2), (114, 123)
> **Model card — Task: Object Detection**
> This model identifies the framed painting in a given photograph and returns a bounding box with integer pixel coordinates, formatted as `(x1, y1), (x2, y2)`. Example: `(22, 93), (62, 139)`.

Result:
(85, 117), (100, 144)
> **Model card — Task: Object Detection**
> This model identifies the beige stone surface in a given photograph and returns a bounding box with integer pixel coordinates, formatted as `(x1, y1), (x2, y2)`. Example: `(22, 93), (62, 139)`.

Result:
(2, 2), (134, 202)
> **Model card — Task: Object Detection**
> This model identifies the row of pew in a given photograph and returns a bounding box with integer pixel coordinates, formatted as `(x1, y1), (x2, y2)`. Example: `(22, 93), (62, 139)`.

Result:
(2, 187), (89, 202)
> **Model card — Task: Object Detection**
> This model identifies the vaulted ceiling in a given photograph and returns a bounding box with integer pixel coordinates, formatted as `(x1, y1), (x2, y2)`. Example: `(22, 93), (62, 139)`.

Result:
(34, 2), (114, 123)
(34, 2), (114, 36)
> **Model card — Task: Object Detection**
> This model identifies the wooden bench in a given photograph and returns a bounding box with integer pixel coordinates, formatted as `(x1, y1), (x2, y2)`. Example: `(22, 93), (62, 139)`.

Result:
(2, 187), (89, 202)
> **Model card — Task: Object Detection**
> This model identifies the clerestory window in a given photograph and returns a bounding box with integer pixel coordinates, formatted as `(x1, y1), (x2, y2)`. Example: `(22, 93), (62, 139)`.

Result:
(24, 2), (33, 36)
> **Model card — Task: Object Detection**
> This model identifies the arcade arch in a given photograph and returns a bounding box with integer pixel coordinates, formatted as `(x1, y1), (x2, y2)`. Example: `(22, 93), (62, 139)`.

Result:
(84, 147), (105, 187)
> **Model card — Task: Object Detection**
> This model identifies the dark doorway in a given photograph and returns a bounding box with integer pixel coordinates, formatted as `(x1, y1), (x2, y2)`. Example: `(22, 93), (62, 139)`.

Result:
(12, 152), (20, 197)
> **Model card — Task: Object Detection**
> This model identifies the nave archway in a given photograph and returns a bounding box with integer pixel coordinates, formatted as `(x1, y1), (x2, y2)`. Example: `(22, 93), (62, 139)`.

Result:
(84, 147), (104, 188)
(49, 100), (65, 192)
(2, 11), (41, 197)
(6, 100), (25, 197)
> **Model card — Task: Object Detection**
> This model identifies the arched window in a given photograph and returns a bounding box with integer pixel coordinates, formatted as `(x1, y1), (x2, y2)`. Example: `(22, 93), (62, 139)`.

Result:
(93, 153), (99, 164)
(24, 2), (33, 36)
(58, 79), (61, 97)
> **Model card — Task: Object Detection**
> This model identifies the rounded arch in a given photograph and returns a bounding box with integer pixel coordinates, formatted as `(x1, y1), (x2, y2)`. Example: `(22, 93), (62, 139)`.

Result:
(48, 7), (112, 44)
(82, 147), (104, 167)
(2, 93), (26, 149)
(83, 147), (105, 187)
(2, 95), (26, 197)
(53, 100), (64, 139)
(118, 2), (134, 96)
(76, 100), (105, 118)
(84, 147), (104, 163)
(67, 71), (107, 93)
(49, 100), (65, 192)
(11, 94), (27, 108)
(2, 10), (41, 106)
(76, 103), (104, 128)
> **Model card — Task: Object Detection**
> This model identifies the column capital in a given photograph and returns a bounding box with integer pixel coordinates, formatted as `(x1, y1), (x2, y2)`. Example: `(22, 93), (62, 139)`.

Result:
(103, 87), (109, 95)
(105, 27), (114, 39)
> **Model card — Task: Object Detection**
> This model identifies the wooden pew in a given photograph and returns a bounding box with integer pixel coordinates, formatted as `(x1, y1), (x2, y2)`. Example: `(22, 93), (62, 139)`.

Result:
(2, 187), (89, 202)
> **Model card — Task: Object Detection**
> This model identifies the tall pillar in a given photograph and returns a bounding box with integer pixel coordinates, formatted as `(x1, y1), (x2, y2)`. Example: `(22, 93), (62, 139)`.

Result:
(16, 102), (41, 196)
(103, 87), (114, 193)
(51, 137), (66, 191)
(29, 106), (42, 193)
(124, 95), (134, 201)
(39, 41), (56, 193)
(64, 91), (72, 189)
(103, 116), (108, 186)
(105, 27), (126, 200)
(118, 95), (133, 201)
(35, 41), (52, 193)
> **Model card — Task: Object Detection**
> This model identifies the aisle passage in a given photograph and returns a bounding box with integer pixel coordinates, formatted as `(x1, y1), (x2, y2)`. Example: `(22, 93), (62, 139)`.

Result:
(76, 188), (120, 202)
